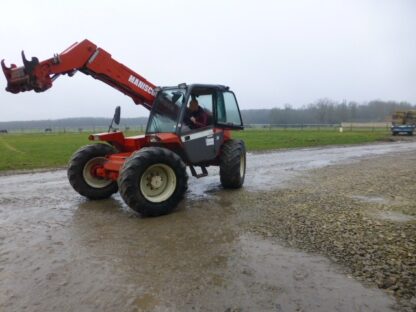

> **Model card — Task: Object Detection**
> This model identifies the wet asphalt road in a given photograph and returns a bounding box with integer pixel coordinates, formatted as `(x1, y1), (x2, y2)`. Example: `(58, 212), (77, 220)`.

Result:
(1, 141), (416, 311)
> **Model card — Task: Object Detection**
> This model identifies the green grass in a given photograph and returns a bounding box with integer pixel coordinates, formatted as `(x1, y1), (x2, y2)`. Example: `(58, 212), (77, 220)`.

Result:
(0, 133), (90, 171)
(0, 129), (390, 171)
(234, 129), (390, 151)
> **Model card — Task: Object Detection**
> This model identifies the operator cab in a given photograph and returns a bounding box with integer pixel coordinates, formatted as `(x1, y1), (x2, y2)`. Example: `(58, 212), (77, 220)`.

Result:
(146, 84), (244, 164)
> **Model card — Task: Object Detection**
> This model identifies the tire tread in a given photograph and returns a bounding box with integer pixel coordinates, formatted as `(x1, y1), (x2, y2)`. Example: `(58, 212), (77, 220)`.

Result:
(219, 139), (246, 188)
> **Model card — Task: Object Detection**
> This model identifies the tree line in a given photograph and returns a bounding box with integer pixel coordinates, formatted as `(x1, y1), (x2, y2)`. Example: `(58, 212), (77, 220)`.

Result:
(242, 100), (415, 125)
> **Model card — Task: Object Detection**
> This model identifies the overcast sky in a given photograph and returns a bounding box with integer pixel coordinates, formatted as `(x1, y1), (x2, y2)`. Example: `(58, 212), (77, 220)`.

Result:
(0, 0), (415, 121)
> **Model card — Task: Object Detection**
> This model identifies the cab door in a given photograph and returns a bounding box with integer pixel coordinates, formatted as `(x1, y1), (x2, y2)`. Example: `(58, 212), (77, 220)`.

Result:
(215, 91), (244, 129)
(180, 92), (218, 163)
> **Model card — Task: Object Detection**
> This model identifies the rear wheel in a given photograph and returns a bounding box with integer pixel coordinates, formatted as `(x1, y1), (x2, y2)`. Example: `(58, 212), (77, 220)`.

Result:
(118, 147), (188, 217)
(220, 139), (246, 188)
(67, 144), (118, 199)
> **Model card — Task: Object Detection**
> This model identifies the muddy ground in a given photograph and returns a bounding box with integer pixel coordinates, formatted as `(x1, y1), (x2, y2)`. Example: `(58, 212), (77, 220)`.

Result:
(0, 141), (416, 311)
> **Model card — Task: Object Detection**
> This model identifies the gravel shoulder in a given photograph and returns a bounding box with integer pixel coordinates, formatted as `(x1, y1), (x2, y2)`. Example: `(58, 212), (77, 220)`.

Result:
(246, 151), (416, 309)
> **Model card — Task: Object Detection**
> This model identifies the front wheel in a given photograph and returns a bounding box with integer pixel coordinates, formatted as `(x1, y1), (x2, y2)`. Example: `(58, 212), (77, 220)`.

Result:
(118, 147), (188, 217)
(67, 143), (118, 199)
(219, 139), (246, 188)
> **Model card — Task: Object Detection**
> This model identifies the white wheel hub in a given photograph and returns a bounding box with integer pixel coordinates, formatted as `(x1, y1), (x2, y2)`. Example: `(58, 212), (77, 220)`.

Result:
(140, 164), (177, 203)
(151, 175), (163, 188)
(83, 157), (112, 188)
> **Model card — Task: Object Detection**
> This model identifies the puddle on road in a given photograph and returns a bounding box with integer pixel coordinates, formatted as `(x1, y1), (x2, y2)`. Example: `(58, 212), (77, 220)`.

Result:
(351, 195), (416, 222)
(0, 188), (397, 311)
(225, 234), (396, 312)
(352, 195), (390, 204)
(367, 210), (416, 223)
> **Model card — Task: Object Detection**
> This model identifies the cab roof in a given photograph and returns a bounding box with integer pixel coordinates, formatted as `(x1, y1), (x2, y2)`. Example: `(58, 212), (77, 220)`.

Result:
(159, 83), (230, 92)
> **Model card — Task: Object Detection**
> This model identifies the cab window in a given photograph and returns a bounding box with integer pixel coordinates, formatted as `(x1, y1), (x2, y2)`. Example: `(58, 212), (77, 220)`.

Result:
(147, 89), (184, 133)
(216, 91), (243, 127)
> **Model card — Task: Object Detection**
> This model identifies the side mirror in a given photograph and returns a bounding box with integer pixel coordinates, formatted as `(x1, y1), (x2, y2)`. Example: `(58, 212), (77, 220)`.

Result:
(114, 106), (121, 125)
(108, 106), (121, 132)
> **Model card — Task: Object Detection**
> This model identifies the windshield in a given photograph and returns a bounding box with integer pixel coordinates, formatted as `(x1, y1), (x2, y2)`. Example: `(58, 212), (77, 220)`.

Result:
(147, 89), (185, 133)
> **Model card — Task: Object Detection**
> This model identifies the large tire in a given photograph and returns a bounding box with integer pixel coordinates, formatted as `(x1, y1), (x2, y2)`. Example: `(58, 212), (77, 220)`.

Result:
(118, 147), (188, 217)
(67, 143), (118, 200)
(220, 139), (246, 188)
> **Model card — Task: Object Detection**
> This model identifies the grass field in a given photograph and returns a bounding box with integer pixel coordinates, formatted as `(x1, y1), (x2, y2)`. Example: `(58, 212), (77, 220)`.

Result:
(234, 129), (389, 151)
(0, 129), (390, 171)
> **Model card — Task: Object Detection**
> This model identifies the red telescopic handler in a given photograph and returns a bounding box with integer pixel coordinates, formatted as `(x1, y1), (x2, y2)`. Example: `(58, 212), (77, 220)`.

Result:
(2, 40), (246, 216)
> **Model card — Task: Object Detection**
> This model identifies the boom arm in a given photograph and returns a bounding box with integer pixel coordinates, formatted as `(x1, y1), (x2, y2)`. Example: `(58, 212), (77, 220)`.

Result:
(1, 39), (157, 109)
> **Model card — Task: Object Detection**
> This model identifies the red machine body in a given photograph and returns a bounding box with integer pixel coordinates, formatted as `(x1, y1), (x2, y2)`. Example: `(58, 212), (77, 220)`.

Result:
(87, 131), (185, 181)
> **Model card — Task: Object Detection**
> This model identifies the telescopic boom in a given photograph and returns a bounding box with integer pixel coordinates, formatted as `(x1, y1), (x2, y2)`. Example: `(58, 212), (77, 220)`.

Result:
(1, 39), (157, 109)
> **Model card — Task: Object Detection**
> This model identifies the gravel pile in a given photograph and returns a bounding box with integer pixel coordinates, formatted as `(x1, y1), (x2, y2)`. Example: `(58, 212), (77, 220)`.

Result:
(244, 151), (416, 308)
